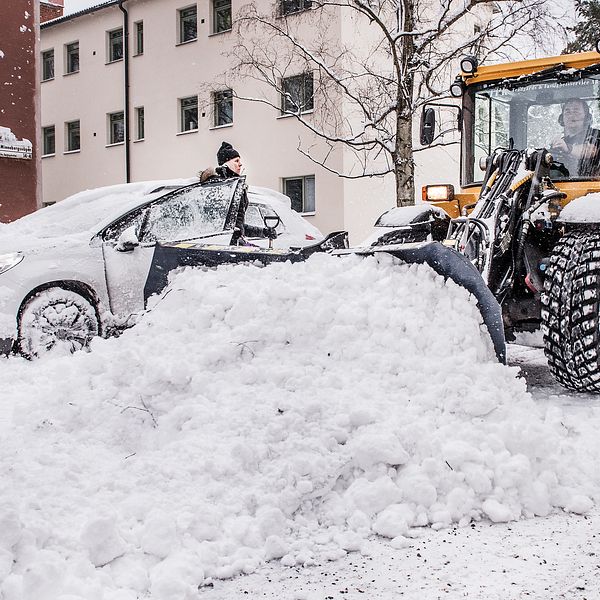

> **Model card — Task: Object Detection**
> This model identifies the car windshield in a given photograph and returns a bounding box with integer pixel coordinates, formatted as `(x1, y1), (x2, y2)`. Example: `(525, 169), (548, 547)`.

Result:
(464, 71), (600, 184)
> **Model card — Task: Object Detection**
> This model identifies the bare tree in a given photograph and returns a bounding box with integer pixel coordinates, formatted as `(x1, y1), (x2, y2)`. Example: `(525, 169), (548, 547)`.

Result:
(226, 0), (563, 206)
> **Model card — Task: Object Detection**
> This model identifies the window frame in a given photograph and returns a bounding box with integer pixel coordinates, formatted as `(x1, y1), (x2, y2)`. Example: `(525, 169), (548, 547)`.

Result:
(280, 0), (312, 16)
(281, 72), (314, 114)
(212, 0), (232, 34)
(107, 28), (124, 63)
(108, 111), (125, 145)
(65, 120), (81, 153)
(135, 106), (145, 141)
(41, 49), (54, 81)
(283, 175), (315, 214)
(42, 125), (56, 156)
(64, 41), (79, 75)
(178, 5), (198, 44)
(134, 20), (144, 55)
(179, 95), (199, 133)
(213, 89), (233, 127)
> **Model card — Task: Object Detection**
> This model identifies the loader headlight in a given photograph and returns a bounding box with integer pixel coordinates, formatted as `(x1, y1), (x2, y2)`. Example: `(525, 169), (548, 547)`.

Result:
(0, 252), (24, 275)
(422, 184), (455, 202)
(460, 55), (479, 75)
(450, 76), (465, 98)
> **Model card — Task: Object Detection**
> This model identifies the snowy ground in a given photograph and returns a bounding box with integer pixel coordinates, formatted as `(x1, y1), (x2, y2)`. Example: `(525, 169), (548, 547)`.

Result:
(1, 254), (599, 599)
(199, 344), (600, 600)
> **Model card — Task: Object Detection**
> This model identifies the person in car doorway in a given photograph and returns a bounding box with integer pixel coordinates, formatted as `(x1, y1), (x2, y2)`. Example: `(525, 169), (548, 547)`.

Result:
(199, 141), (278, 246)
(550, 98), (600, 177)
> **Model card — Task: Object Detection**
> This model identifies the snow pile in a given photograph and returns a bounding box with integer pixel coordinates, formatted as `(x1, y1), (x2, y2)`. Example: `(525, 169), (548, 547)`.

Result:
(0, 253), (596, 599)
(559, 192), (600, 223)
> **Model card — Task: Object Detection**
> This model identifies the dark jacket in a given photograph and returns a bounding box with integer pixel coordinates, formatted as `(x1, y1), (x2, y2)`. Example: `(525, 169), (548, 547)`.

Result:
(199, 166), (265, 244)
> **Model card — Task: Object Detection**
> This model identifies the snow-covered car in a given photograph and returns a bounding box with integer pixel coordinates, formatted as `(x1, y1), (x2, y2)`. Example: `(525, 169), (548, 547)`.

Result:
(358, 204), (450, 247)
(0, 177), (323, 357)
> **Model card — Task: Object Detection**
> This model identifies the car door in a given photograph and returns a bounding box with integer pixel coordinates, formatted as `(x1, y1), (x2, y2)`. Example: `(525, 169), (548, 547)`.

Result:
(101, 179), (243, 319)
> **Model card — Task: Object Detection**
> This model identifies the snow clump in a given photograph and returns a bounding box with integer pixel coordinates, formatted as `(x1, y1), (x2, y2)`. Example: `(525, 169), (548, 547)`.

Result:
(0, 252), (596, 599)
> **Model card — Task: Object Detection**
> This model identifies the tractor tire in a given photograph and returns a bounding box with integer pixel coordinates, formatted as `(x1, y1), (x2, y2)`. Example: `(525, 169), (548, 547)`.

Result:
(18, 287), (99, 359)
(541, 228), (600, 392)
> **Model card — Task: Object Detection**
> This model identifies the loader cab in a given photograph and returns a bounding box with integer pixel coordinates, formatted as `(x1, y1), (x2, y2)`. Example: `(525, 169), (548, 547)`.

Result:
(420, 51), (600, 212)
(461, 73), (600, 186)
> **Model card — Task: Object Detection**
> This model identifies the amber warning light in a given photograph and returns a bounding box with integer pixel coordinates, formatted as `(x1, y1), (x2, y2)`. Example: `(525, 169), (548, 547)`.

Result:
(422, 184), (455, 202)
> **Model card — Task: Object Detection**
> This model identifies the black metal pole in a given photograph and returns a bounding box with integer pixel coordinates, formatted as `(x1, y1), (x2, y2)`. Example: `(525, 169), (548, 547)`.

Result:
(118, 0), (130, 183)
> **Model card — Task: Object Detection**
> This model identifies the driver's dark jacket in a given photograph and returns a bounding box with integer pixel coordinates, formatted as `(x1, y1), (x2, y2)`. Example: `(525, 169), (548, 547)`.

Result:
(199, 165), (264, 245)
(564, 127), (600, 177)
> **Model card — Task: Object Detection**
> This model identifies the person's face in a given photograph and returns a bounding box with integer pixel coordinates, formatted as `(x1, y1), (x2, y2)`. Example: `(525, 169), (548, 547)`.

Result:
(562, 101), (587, 134)
(225, 156), (243, 175)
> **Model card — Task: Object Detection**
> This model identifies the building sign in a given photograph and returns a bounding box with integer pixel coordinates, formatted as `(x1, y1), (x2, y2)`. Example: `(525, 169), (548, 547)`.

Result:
(0, 125), (32, 160)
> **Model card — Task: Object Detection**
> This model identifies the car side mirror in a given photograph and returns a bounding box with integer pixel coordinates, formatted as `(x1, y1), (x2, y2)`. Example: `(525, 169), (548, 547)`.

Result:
(420, 107), (436, 146)
(115, 225), (140, 252)
(264, 215), (280, 229)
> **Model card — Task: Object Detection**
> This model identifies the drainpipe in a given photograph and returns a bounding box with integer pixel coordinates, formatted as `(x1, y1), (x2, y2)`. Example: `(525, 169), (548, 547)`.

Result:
(118, 0), (131, 182)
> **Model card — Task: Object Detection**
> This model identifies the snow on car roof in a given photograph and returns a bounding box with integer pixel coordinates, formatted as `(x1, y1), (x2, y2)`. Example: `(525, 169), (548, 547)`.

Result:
(375, 204), (448, 227)
(0, 179), (197, 241)
(0, 180), (314, 242)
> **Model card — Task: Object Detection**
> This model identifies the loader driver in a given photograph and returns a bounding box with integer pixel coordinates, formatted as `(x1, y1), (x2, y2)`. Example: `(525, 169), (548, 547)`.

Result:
(199, 141), (278, 245)
(550, 98), (600, 177)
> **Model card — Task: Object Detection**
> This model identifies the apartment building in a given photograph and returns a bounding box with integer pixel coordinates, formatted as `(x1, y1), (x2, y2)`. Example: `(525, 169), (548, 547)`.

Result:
(39, 0), (477, 240)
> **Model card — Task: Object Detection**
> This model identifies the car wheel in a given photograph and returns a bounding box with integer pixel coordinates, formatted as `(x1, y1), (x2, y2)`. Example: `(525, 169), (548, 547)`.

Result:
(18, 287), (99, 358)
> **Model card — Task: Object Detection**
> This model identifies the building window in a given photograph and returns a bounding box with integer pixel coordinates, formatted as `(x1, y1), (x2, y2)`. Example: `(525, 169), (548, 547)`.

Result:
(281, 0), (312, 15)
(134, 21), (144, 55)
(213, 0), (231, 33)
(283, 175), (315, 213)
(108, 28), (124, 62)
(42, 126), (55, 156)
(135, 107), (145, 140)
(66, 120), (80, 152)
(179, 96), (198, 132)
(42, 49), (54, 81)
(65, 41), (79, 74)
(213, 89), (233, 126)
(178, 6), (197, 43)
(281, 72), (314, 114)
(108, 111), (125, 144)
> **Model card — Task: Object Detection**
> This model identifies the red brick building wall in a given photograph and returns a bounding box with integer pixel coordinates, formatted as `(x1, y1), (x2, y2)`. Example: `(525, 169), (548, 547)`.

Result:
(0, 0), (40, 222)
(40, 0), (64, 23)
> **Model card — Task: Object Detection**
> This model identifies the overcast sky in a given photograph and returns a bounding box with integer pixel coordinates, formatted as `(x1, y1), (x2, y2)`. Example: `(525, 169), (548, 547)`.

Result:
(63, 0), (105, 14)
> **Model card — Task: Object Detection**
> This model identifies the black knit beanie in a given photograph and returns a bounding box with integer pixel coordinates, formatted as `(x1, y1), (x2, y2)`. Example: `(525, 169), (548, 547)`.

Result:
(217, 141), (240, 165)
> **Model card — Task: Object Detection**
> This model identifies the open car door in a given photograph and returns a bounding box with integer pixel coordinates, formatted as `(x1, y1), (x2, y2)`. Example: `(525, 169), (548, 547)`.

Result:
(101, 178), (244, 319)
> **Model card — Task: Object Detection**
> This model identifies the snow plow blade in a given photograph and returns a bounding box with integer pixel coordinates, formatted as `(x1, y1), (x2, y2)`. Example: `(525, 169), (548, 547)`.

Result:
(341, 242), (506, 364)
(143, 231), (349, 303)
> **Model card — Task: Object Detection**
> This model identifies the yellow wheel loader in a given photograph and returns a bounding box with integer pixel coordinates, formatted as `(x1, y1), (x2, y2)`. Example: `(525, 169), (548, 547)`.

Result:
(410, 47), (600, 392)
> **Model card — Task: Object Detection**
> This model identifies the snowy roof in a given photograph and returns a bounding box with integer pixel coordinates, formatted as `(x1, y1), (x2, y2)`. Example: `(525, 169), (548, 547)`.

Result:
(41, 0), (118, 28)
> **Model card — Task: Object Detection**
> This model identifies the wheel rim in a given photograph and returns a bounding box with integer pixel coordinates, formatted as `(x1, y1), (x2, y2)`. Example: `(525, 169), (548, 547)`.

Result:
(20, 292), (99, 357)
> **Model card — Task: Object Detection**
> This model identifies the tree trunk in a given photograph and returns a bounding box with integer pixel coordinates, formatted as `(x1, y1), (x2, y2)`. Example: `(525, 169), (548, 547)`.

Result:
(395, 0), (415, 207)
(395, 114), (414, 206)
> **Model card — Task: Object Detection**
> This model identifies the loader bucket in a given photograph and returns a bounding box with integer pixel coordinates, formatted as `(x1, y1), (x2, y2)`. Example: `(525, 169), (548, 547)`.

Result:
(340, 242), (506, 364)
(143, 231), (349, 304)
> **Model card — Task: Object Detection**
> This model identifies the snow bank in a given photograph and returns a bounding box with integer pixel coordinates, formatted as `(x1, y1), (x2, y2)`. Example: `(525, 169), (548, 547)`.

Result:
(0, 253), (596, 599)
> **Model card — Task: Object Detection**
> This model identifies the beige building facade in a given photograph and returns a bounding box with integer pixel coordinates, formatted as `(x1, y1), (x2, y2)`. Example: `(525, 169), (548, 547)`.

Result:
(40, 0), (473, 241)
